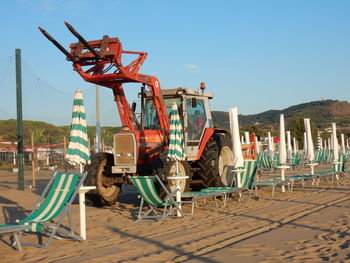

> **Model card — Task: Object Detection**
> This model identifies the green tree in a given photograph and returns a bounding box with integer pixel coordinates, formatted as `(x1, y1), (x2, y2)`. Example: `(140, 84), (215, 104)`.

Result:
(288, 116), (318, 148)
(32, 128), (47, 145)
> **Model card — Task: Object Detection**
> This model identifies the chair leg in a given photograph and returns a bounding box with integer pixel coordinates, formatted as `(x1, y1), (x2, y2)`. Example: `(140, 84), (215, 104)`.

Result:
(13, 232), (23, 251)
(136, 198), (145, 221)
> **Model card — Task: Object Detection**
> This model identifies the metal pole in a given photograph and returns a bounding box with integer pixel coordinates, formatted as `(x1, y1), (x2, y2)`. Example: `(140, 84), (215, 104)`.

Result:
(64, 136), (67, 172)
(95, 85), (101, 152)
(31, 133), (35, 188)
(16, 49), (24, 190)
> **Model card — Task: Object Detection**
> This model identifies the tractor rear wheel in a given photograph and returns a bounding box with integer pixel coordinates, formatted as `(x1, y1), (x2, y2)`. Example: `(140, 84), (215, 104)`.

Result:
(153, 158), (191, 197)
(217, 134), (234, 186)
(85, 152), (121, 207)
(196, 135), (221, 188)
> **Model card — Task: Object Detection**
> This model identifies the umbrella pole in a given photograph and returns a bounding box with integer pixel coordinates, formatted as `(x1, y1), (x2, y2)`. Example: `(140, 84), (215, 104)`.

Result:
(176, 160), (179, 175)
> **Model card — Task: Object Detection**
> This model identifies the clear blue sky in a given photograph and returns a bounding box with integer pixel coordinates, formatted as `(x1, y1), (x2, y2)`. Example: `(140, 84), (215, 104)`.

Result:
(1, 0), (350, 126)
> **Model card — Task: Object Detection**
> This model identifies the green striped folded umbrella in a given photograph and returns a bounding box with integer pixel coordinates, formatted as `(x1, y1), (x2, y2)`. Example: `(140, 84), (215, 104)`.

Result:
(65, 89), (90, 166)
(167, 102), (186, 162)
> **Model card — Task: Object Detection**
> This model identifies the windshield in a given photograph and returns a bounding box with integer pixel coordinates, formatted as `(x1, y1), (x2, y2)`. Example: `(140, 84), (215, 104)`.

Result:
(144, 97), (182, 130)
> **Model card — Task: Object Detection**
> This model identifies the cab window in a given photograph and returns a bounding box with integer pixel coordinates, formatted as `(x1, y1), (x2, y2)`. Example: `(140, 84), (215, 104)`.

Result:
(144, 98), (182, 130)
(187, 98), (206, 140)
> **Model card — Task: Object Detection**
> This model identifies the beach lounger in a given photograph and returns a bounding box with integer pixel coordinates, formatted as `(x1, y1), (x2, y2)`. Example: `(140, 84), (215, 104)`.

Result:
(0, 172), (87, 250)
(130, 175), (188, 222)
(315, 154), (346, 182)
(287, 155), (346, 188)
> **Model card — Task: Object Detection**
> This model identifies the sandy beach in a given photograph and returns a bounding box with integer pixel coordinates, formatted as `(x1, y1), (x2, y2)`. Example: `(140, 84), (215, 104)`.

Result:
(1, 165), (350, 263)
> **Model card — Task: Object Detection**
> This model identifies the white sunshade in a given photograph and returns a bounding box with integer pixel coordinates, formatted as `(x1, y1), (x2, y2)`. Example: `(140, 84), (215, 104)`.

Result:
(304, 118), (315, 162)
(341, 134), (345, 154)
(244, 131), (250, 144)
(286, 131), (292, 159)
(229, 107), (244, 169)
(279, 114), (287, 165)
(268, 132), (273, 152)
(303, 132), (308, 155)
(332, 123), (339, 162)
(293, 137), (297, 155)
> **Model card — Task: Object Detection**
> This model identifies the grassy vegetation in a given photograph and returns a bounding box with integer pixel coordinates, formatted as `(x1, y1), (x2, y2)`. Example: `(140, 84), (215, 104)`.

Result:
(0, 119), (121, 146)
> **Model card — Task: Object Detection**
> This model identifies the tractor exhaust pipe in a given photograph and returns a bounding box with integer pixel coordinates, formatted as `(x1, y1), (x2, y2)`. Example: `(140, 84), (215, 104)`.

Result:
(38, 26), (77, 62)
(64, 21), (101, 59)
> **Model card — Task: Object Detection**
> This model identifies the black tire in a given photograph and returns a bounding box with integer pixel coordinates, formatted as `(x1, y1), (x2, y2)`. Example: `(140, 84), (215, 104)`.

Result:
(216, 133), (234, 186)
(85, 152), (121, 207)
(153, 157), (192, 197)
(196, 135), (222, 188)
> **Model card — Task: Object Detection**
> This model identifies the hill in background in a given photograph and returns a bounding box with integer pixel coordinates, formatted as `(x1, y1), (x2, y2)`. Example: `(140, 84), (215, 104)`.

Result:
(0, 99), (349, 145)
(212, 99), (350, 134)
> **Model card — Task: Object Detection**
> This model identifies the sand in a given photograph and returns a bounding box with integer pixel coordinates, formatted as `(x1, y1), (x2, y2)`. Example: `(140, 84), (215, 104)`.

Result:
(1, 164), (350, 263)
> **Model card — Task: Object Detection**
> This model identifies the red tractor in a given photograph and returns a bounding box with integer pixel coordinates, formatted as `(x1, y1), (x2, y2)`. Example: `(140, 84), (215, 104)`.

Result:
(39, 22), (236, 206)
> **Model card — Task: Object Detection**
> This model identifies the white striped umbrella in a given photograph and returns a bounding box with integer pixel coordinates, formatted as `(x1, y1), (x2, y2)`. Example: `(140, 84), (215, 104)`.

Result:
(167, 102), (186, 165)
(65, 89), (90, 168)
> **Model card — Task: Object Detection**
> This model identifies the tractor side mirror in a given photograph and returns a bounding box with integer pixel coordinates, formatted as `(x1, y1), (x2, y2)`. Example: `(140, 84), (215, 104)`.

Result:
(131, 102), (137, 112)
(191, 98), (197, 108)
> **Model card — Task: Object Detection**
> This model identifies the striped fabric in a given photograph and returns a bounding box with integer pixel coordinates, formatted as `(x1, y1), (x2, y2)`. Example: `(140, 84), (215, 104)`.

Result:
(324, 150), (333, 163)
(291, 153), (301, 166)
(315, 150), (324, 163)
(130, 176), (165, 207)
(65, 89), (90, 166)
(203, 160), (257, 191)
(239, 160), (257, 188)
(167, 102), (186, 161)
(334, 155), (345, 173)
(20, 173), (80, 232)
(261, 152), (272, 168)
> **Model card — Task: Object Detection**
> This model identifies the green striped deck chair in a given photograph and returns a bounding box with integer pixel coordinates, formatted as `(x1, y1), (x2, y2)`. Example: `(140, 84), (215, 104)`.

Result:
(129, 175), (184, 222)
(260, 152), (273, 170)
(315, 150), (324, 163)
(272, 153), (281, 168)
(324, 150), (333, 163)
(200, 160), (258, 204)
(0, 172), (87, 250)
(291, 153), (301, 167)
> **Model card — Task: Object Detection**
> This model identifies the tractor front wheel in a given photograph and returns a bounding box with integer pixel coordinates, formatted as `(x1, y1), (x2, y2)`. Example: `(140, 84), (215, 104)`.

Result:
(85, 152), (121, 207)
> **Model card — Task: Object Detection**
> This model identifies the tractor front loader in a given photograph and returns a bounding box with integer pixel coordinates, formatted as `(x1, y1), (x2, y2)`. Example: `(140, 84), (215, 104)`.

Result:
(39, 22), (242, 206)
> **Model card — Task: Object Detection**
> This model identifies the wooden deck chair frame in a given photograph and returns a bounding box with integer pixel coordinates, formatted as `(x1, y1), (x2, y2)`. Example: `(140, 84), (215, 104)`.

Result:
(129, 175), (185, 222)
(0, 172), (87, 250)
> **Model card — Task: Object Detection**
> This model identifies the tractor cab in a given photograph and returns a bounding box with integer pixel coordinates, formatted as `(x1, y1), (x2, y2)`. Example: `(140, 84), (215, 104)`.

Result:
(142, 87), (214, 160)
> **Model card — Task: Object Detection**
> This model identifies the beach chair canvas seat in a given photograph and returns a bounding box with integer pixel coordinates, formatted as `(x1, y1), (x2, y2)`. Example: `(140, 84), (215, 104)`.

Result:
(129, 175), (186, 222)
(200, 159), (258, 204)
(0, 172), (87, 250)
